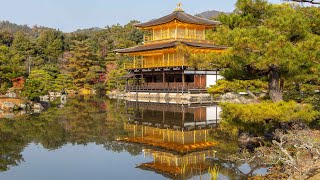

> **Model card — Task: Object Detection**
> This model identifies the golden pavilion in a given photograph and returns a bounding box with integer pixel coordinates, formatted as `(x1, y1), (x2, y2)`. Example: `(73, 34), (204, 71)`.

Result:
(115, 3), (226, 92)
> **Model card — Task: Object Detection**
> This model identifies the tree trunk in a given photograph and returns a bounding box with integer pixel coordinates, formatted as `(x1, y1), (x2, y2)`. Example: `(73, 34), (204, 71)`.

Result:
(280, 78), (284, 92)
(269, 66), (283, 102)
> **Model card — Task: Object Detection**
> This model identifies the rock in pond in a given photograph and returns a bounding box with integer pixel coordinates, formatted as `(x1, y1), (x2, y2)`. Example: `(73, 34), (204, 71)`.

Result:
(1, 101), (16, 111)
(33, 103), (44, 110)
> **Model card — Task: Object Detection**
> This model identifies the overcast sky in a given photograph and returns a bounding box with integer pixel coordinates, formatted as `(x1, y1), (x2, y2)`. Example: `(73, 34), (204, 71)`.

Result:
(0, 0), (284, 32)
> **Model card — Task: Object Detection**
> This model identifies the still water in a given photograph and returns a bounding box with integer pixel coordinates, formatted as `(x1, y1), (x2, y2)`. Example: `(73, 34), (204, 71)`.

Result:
(0, 96), (267, 180)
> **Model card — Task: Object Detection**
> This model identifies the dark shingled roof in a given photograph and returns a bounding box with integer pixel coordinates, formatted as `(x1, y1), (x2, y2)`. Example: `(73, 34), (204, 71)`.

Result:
(114, 40), (227, 54)
(135, 10), (221, 28)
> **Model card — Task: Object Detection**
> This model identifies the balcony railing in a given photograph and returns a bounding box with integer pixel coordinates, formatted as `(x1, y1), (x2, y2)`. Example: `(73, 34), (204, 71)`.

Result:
(124, 59), (189, 69)
(144, 34), (206, 43)
(126, 82), (206, 93)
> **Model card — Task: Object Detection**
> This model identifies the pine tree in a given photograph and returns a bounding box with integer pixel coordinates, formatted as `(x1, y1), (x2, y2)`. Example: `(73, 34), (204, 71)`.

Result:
(65, 40), (99, 88)
(208, 1), (320, 102)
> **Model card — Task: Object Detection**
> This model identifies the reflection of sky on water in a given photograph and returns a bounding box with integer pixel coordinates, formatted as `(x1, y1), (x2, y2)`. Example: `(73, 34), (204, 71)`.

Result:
(238, 163), (268, 176)
(0, 143), (161, 180)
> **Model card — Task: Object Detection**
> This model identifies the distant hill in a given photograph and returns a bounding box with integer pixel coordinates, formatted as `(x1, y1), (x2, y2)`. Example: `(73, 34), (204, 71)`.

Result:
(0, 20), (61, 38)
(0, 21), (32, 34)
(195, 10), (229, 19)
(73, 27), (104, 34)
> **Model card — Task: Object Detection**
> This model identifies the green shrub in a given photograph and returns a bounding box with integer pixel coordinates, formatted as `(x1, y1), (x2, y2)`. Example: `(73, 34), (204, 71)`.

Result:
(21, 70), (54, 100)
(221, 101), (320, 123)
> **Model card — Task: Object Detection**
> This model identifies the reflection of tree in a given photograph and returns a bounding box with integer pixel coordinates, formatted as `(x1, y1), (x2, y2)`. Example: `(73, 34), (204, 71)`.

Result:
(0, 96), (134, 171)
(103, 142), (142, 156)
(0, 119), (27, 171)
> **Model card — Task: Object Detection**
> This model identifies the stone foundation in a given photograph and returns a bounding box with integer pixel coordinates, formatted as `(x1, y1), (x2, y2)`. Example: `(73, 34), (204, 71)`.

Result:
(108, 91), (217, 104)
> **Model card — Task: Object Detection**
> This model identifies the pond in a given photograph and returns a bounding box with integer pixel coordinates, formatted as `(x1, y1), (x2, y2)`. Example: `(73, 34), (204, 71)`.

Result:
(0, 96), (268, 180)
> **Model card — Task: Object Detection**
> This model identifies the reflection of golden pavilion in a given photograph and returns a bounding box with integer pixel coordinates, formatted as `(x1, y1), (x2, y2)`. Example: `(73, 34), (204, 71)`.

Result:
(125, 101), (221, 130)
(120, 99), (219, 153)
(119, 102), (219, 179)
(138, 149), (216, 179)
(120, 123), (216, 153)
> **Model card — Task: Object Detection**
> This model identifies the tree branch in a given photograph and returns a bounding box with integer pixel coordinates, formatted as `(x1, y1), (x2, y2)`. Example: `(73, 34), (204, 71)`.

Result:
(284, 0), (320, 4)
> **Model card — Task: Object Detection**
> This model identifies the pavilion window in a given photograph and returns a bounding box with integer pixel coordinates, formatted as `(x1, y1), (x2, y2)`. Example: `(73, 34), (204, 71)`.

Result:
(170, 29), (175, 39)
(175, 75), (182, 82)
(185, 75), (194, 82)
(185, 28), (189, 38)
(154, 30), (161, 40)
(177, 27), (185, 39)
(167, 75), (175, 82)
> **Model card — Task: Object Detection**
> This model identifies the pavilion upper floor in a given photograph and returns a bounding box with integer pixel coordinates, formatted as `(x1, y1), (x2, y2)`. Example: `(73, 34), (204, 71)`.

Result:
(141, 21), (212, 44)
(116, 41), (226, 70)
(133, 7), (220, 44)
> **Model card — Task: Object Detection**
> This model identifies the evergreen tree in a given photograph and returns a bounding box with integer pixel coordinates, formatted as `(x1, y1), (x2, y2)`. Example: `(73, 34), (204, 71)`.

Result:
(208, 1), (320, 102)
(65, 40), (99, 88)
(36, 29), (64, 64)
(21, 70), (54, 100)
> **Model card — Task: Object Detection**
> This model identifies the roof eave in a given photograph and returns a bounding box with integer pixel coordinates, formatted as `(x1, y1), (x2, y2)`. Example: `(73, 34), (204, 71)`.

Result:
(134, 20), (220, 28)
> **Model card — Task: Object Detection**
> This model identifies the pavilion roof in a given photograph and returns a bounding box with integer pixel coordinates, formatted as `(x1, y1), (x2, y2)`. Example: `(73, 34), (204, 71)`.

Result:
(137, 162), (209, 179)
(134, 10), (221, 28)
(114, 40), (227, 54)
(118, 137), (216, 154)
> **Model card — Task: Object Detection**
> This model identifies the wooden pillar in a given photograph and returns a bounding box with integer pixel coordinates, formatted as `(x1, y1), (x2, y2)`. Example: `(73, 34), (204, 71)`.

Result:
(163, 70), (165, 84)
(163, 111), (165, 123)
(182, 70), (185, 89)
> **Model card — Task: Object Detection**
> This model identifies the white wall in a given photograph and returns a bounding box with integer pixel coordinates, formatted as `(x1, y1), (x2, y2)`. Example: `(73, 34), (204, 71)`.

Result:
(206, 75), (224, 88)
(206, 106), (222, 120)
